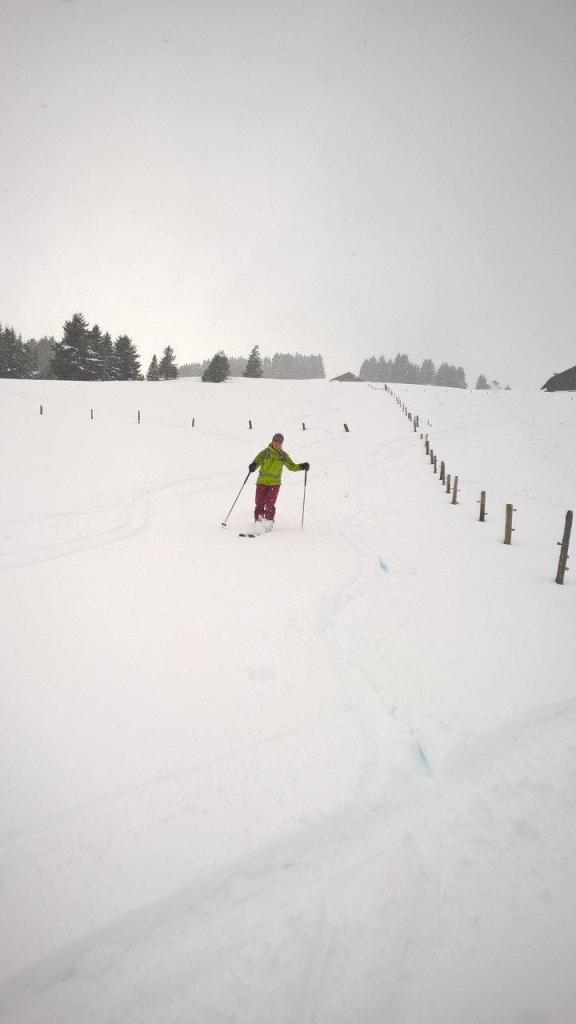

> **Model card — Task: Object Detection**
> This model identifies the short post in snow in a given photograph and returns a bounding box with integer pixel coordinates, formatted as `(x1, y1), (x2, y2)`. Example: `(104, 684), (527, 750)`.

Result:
(425, 437), (430, 455)
(40, 404), (43, 416)
(343, 423), (349, 432)
(440, 461), (445, 483)
(302, 422), (306, 431)
(556, 510), (573, 584)
(249, 419), (252, 429)
(433, 455), (437, 474)
(192, 417), (195, 427)
(430, 448), (434, 465)
(138, 410), (141, 424)
(479, 491), (487, 523)
(446, 473), (451, 494)
(504, 504), (515, 544)
(452, 476), (459, 505)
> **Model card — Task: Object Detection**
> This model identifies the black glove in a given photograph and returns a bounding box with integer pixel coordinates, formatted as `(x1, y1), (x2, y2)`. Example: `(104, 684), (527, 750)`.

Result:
(299, 462), (310, 471)
(249, 462), (257, 473)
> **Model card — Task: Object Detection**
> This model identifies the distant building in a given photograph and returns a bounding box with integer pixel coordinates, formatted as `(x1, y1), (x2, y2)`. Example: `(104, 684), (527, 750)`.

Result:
(541, 365), (576, 392)
(330, 372), (363, 382)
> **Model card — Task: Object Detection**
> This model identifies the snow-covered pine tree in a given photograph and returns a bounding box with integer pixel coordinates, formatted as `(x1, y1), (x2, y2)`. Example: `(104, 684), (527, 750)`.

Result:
(0, 326), (33, 378)
(114, 335), (141, 380)
(97, 332), (116, 380)
(50, 313), (90, 380)
(242, 345), (263, 378)
(202, 351), (230, 382)
(147, 355), (160, 381)
(158, 346), (178, 380)
(86, 324), (104, 380)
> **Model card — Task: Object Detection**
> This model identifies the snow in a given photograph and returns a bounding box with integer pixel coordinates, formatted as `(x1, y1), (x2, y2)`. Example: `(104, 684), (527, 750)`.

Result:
(1, 377), (575, 1023)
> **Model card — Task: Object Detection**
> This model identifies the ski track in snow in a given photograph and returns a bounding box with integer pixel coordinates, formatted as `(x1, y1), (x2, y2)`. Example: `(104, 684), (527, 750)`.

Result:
(1, 379), (575, 1023)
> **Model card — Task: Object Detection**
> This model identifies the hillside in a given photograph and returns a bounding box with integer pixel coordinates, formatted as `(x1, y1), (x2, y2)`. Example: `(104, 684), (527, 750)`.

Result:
(1, 378), (575, 1023)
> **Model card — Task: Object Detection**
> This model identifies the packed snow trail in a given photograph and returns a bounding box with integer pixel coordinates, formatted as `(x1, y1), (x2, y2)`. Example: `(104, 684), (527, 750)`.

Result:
(1, 379), (575, 1022)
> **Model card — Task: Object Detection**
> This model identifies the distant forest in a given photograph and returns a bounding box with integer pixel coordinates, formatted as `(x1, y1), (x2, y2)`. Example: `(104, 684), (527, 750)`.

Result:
(359, 354), (468, 388)
(2, 317), (502, 389)
(180, 352), (326, 379)
(1, 317), (325, 381)
(0, 315), (176, 382)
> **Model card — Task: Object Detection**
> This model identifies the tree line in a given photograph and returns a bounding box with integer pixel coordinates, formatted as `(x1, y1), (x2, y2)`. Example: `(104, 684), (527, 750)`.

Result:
(359, 354), (468, 388)
(357, 355), (507, 390)
(180, 350), (326, 380)
(0, 326), (55, 379)
(0, 315), (177, 381)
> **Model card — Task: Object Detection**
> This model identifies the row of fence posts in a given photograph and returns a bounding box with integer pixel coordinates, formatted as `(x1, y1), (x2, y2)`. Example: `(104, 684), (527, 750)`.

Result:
(39, 406), (351, 432)
(384, 387), (573, 585)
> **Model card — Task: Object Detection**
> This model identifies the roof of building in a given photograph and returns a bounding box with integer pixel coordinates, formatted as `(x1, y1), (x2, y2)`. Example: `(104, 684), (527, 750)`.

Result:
(330, 372), (363, 382)
(541, 365), (576, 391)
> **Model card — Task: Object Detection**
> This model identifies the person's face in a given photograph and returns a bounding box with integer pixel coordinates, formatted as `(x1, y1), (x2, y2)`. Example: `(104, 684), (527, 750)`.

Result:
(272, 439), (283, 450)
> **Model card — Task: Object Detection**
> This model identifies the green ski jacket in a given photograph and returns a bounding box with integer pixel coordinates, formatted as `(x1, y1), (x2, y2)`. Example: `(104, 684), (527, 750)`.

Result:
(252, 446), (301, 486)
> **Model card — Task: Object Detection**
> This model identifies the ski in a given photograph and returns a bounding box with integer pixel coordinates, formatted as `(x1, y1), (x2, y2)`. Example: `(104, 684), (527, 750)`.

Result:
(239, 524), (274, 538)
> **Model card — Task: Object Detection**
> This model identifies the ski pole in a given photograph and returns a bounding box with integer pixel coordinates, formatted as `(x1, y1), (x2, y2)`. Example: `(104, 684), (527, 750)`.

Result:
(301, 469), (308, 528)
(221, 471), (251, 526)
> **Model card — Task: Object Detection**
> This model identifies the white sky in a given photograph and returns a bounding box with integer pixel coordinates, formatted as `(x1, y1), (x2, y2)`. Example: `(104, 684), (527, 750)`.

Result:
(1, 0), (575, 388)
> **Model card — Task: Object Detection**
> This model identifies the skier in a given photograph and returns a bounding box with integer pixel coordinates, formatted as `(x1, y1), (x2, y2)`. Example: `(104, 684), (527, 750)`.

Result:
(248, 433), (309, 526)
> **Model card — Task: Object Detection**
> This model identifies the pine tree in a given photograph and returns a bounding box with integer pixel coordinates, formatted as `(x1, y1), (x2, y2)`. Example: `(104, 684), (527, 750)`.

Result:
(86, 324), (104, 380)
(114, 335), (141, 380)
(202, 351), (230, 382)
(147, 354), (160, 381)
(0, 326), (31, 378)
(31, 337), (55, 377)
(50, 313), (90, 380)
(243, 345), (263, 378)
(435, 363), (453, 387)
(455, 366), (468, 389)
(98, 332), (116, 380)
(476, 374), (490, 390)
(420, 359), (436, 385)
(158, 345), (178, 380)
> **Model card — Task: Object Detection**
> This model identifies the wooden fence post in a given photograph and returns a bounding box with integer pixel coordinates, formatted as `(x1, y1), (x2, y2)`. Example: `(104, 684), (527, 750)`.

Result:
(452, 476), (459, 504)
(40, 405), (43, 416)
(249, 419), (252, 429)
(556, 510), (573, 584)
(433, 455), (437, 473)
(91, 409), (94, 420)
(425, 437), (430, 455)
(504, 504), (515, 544)
(302, 422), (306, 430)
(440, 461), (445, 483)
(446, 473), (451, 494)
(343, 423), (349, 432)
(479, 491), (486, 522)
(138, 410), (141, 424)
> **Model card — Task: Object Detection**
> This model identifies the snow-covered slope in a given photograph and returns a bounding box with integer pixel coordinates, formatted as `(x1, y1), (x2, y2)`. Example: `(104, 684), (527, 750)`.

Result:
(1, 378), (575, 1023)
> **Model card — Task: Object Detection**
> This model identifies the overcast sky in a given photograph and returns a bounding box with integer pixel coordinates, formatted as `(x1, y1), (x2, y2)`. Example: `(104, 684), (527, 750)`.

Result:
(2, 0), (575, 388)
